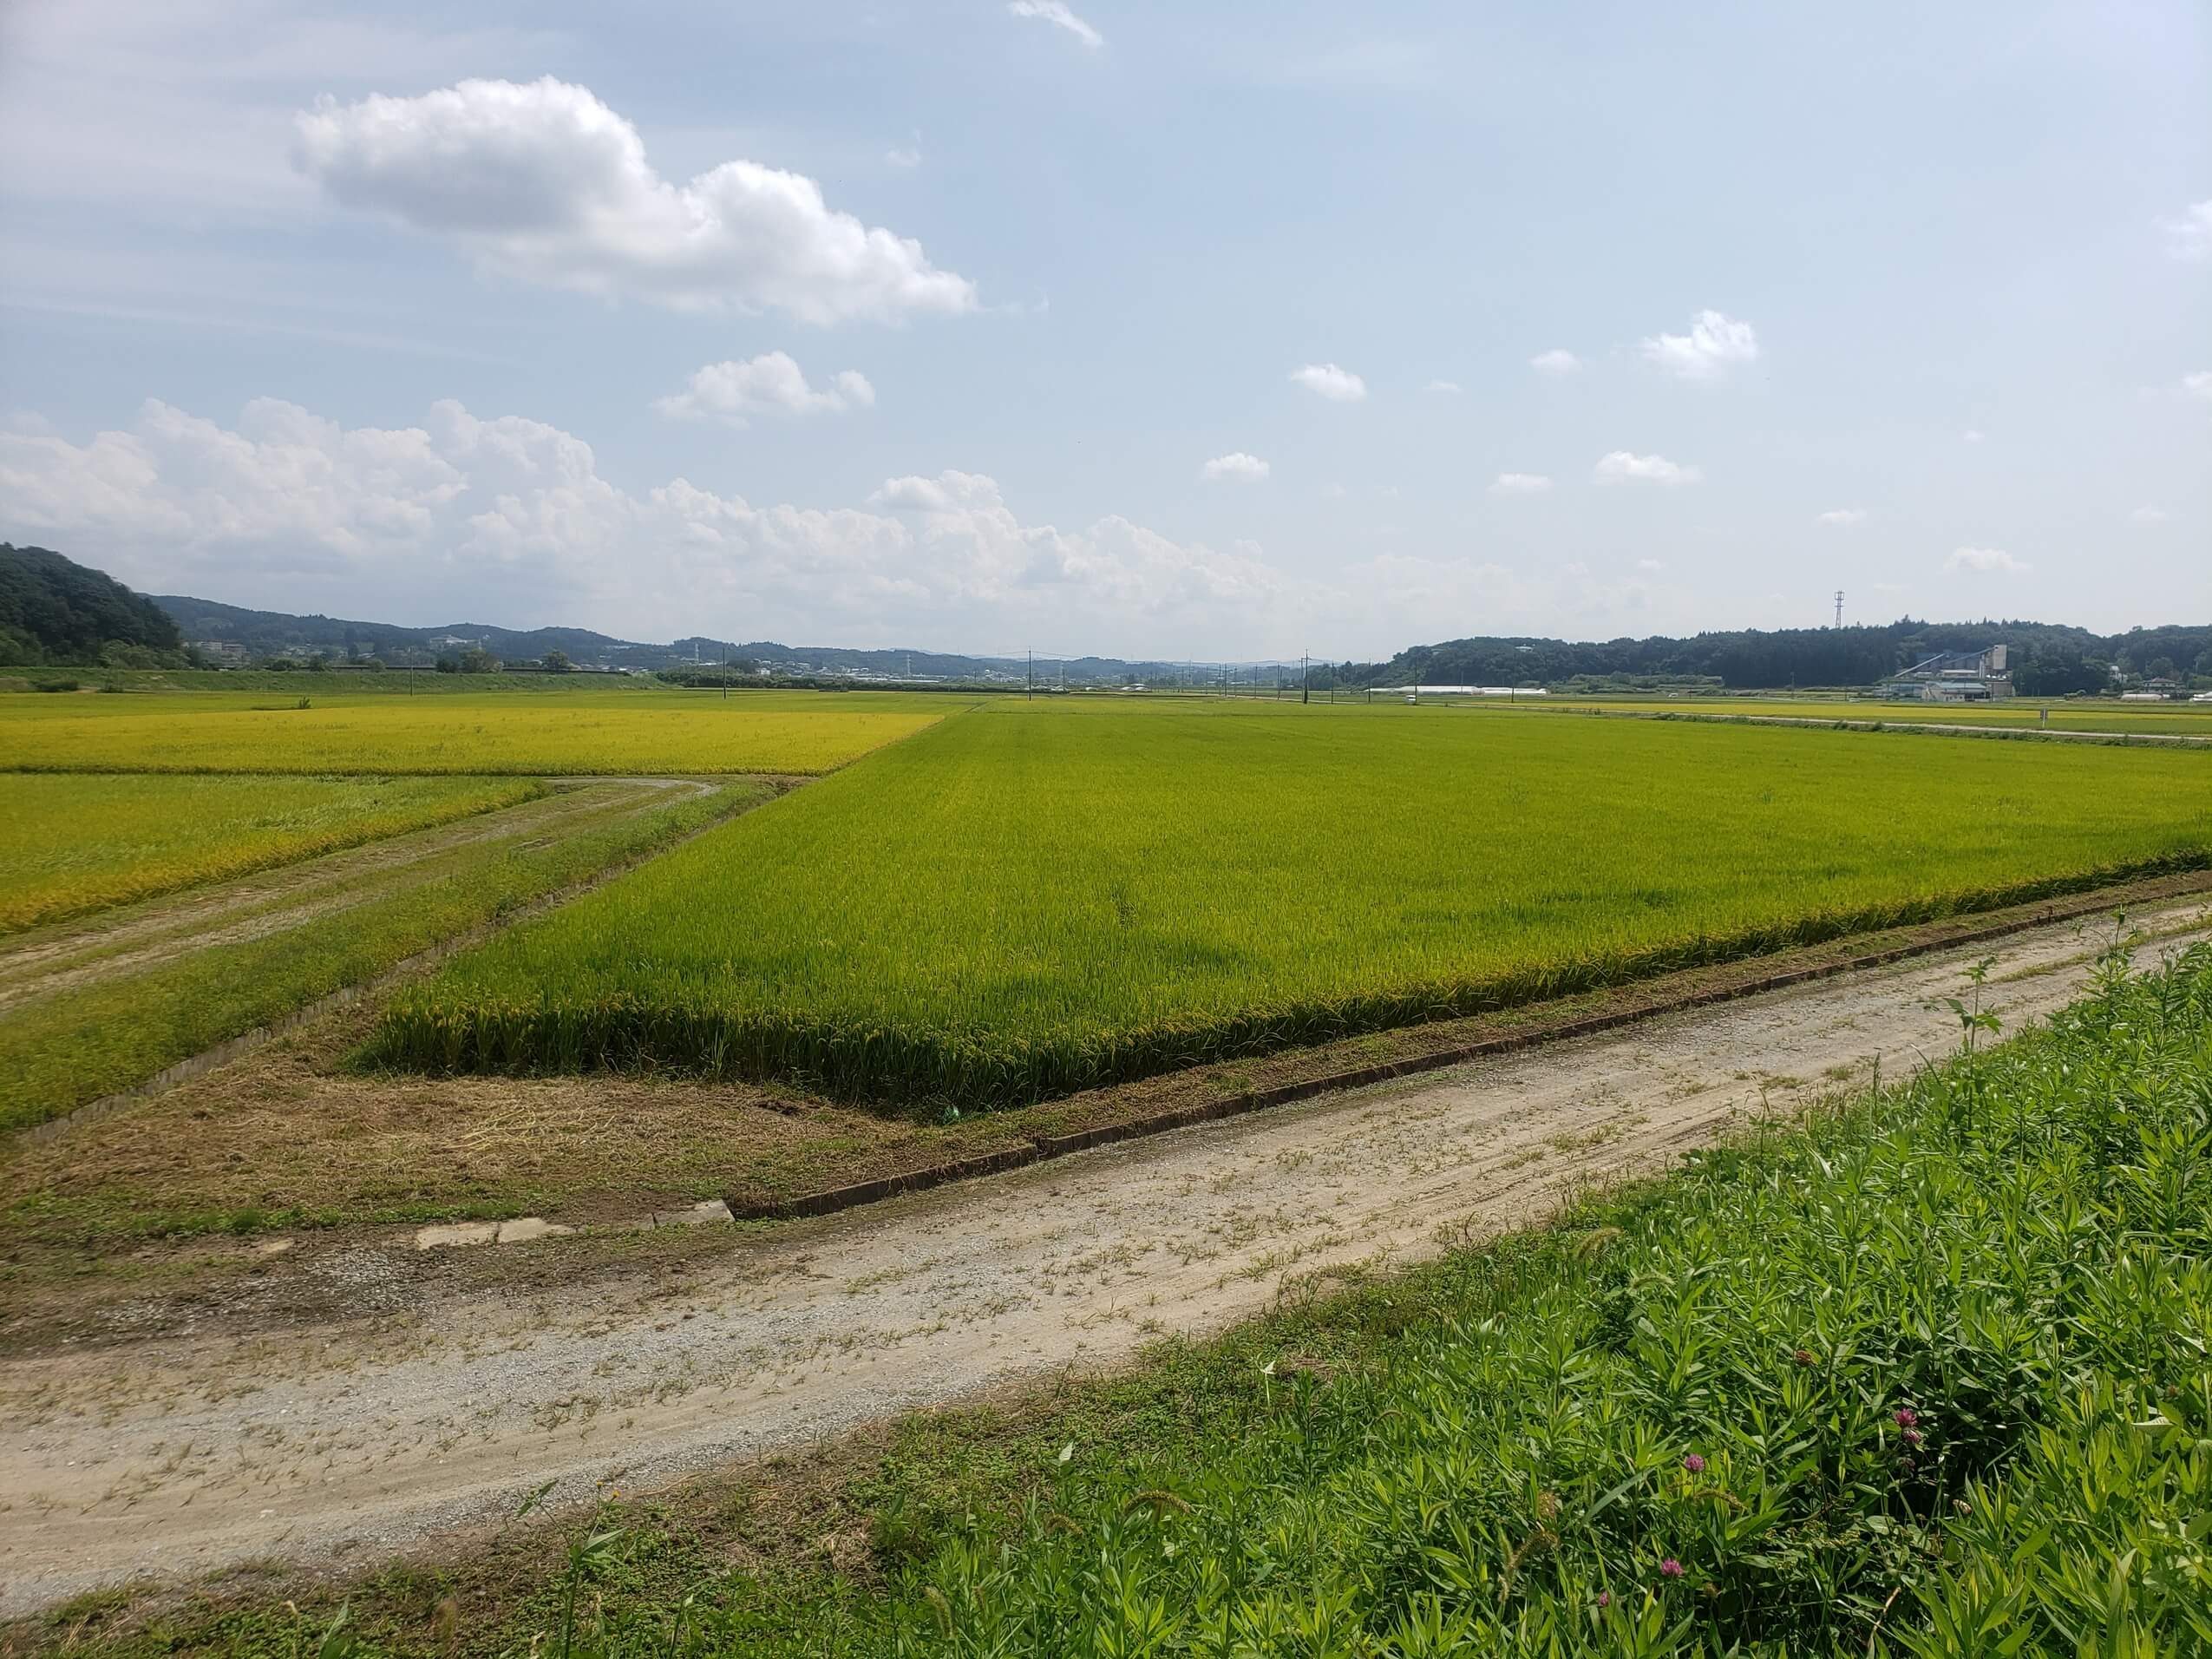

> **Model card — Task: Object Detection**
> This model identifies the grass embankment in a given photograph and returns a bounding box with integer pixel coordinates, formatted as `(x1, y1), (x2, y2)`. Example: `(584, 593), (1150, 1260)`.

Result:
(0, 782), (771, 1134)
(36, 945), (2212, 1656)
(0, 774), (543, 934)
(373, 699), (2212, 1109)
(0, 690), (946, 775)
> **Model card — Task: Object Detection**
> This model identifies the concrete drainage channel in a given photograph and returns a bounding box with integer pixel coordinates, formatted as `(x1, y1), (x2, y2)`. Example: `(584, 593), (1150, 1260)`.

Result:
(413, 1199), (732, 1251)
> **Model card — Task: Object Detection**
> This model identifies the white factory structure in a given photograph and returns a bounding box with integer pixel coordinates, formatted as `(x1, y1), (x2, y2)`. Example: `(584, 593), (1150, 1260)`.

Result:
(1875, 646), (2013, 702)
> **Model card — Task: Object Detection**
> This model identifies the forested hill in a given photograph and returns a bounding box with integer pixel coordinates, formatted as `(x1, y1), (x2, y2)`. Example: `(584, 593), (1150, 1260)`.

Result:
(0, 545), (184, 667)
(1361, 620), (2212, 695)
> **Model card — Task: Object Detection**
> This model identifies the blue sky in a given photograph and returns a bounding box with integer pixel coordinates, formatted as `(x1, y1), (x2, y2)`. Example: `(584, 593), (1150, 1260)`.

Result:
(1, 0), (2205, 659)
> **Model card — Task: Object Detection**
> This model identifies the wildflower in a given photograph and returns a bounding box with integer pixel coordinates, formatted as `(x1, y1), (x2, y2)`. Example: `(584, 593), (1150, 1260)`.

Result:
(1659, 1558), (1685, 1579)
(1894, 1407), (1918, 1427)
(1595, 1591), (1611, 1609)
(1793, 1348), (1815, 1367)
(1952, 1498), (1972, 1518)
(1901, 1427), (1923, 1449)
(1681, 1453), (1705, 1475)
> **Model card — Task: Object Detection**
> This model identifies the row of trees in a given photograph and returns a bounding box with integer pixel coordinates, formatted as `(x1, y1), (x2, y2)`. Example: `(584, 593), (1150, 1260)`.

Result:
(1358, 620), (2212, 694)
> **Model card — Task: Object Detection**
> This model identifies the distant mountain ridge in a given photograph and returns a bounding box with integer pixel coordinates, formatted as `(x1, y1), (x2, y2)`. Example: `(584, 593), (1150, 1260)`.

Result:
(150, 593), (1189, 682)
(153, 592), (2212, 693)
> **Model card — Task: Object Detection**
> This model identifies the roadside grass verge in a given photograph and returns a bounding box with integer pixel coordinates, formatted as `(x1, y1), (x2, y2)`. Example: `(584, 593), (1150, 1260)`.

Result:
(370, 701), (2212, 1110)
(28, 941), (2212, 1656)
(0, 782), (772, 1134)
(0, 773), (544, 934)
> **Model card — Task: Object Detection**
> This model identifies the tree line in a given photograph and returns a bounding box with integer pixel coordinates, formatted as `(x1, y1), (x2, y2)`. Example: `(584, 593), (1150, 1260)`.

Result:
(1353, 620), (2212, 695)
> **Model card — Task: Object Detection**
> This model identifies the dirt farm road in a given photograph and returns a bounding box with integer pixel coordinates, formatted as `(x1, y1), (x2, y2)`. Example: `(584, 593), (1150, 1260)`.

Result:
(3, 895), (2209, 1616)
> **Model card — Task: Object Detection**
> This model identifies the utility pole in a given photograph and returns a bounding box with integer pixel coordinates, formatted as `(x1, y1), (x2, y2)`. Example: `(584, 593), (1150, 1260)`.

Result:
(1302, 652), (1309, 705)
(1027, 650), (1033, 700)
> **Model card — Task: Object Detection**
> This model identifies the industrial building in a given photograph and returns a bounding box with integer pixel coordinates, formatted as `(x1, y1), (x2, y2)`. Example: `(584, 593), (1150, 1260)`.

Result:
(1875, 646), (2013, 702)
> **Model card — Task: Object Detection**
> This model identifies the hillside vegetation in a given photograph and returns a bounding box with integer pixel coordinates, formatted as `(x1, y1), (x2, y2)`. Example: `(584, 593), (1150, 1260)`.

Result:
(0, 545), (184, 667)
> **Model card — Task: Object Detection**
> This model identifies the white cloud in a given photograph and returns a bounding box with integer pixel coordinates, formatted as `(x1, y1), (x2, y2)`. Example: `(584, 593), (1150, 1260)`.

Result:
(1636, 558), (1666, 572)
(1640, 310), (1760, 381)
(1947, 546), (2028, 574)
(1489, 472), (1552, 495)
(1424, 379), (1463, 394)
(1816, 508), (1866, 526)
(886, 146), (922, 169)
(1529, 349), (1581, 377)
(2183, 371), (2212, 402)
(1319, 482), (1346, 501)
(1008, 1), (1103, 49)
(291, 77), (977, 325)
(0, 397), (1305, 652)
(654, 353), (874, 423)
(2162, 200), (2212, 262)
(2129, 506), (2169, 526)
(1593, 450), (1700, 486)
(1199, 451), (1270, 482)
(1289, 363), (1368, 402)
(1962, 428), (1986, 443)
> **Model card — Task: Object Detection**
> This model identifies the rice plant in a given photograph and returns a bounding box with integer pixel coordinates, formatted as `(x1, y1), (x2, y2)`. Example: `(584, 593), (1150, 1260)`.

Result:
(0, 773), (541, 933)
(371, 699), (2212, 1107)
(0, 689), (943, 776)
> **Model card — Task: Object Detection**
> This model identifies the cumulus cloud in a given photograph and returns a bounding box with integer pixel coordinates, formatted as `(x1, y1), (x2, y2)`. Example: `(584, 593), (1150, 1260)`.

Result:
(1489, 472), (1552, 495)
(291, 77), (977, 325)
(1636, 558), (1666, 572)
(1529, 349), (1581, 377)
(1290, 363), (1368, 402)
(2163, 200), (2212, 262)
(2130, 506), (2169, 526)
(1008, 0), (1103, 49)
(2184, 371), (2212, 402)
(1962, 428), (1986, 443)
(0, 397), (1295, 651)
(1593, 450), (1700, 486)
(1640, 310), (1760, 381)
(1199, 451), (1270, 482)
(1424, 379), (1462, 393)
(1816, 508), (1866, 526)
(1947, 546), (2028, 574)
(654, 353), (874, 423)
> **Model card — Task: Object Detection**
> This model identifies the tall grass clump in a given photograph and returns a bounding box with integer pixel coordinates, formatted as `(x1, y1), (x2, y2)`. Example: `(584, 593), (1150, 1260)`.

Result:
(370, 699), (2212, 1109)
(388, 943), (2212, 1657)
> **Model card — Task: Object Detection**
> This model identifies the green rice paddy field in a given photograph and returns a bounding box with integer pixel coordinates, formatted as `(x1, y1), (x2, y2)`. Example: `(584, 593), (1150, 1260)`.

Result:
(373, 698), (2212, 1107)
(0, 689), (946, 776)
(1511, 695), (2212, 736)
(0, 772), (542, 934)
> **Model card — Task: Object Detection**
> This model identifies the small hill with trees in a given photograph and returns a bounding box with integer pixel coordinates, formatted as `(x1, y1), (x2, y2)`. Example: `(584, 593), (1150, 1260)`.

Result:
(0, 545), (186, 667)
